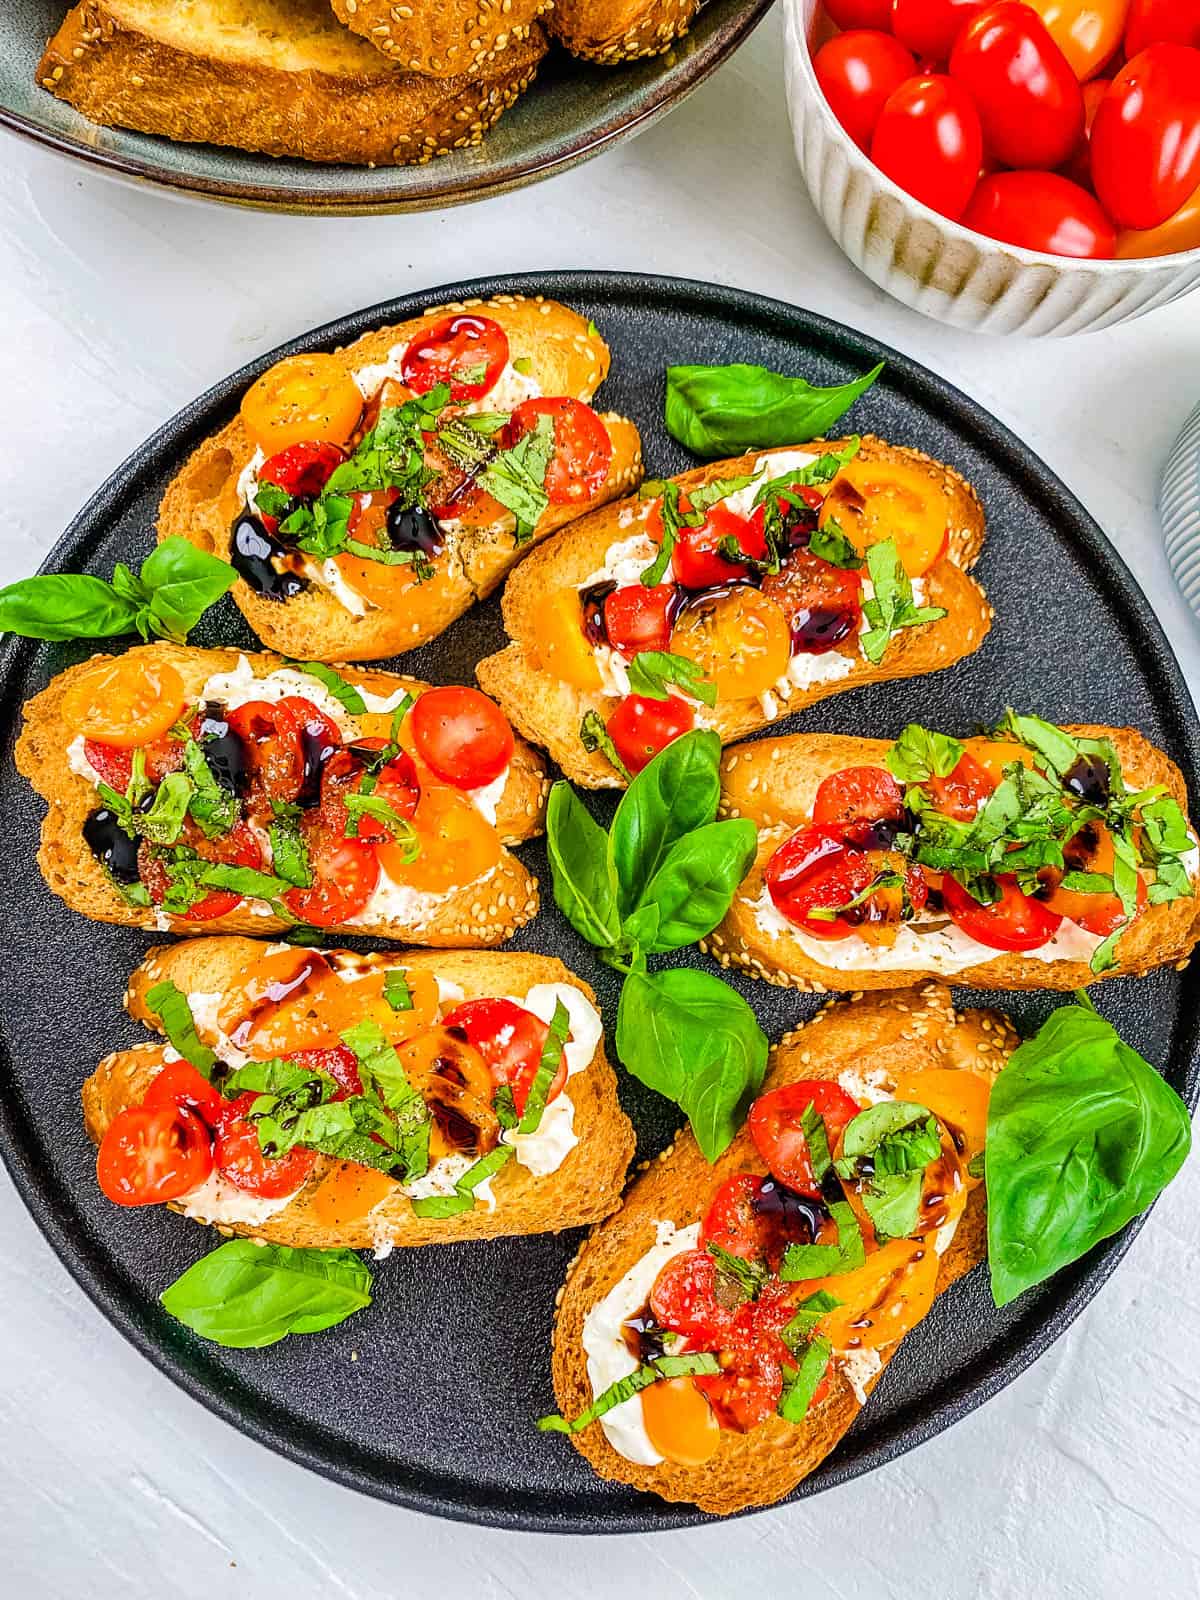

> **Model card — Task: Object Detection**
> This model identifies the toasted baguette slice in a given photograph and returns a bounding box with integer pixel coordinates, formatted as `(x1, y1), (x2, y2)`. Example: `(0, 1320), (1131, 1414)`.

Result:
(550, 984), (1012, 1515)
(329, 0), (551, 78)
(83, 941), (636, 1247)
(549, 0), (698, 63)
(37, 0), (546, 166)
(708, 727), (1200, 993)
(158, 295), (643, 663)
(16, 644), (547, 947)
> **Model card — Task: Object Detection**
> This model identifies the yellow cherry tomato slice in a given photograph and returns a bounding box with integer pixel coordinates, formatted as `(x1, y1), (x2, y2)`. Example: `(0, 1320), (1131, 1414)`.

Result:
(961, 737), (1039, 787)
(641, 1378), (721, 1466)
(61, 654), (187, 749)
(821, 457), (950, 578)
(376, 784), (502, 894)
(1115, 183), (1200, 259)
(529, 587), (603, 692)
(671, 588), (792, 700)
(311, 1162), (398, 1228)
(240, 354), (364, 454)
(893, 1067), (992, 1174)
(808, 1237), (941, 1354)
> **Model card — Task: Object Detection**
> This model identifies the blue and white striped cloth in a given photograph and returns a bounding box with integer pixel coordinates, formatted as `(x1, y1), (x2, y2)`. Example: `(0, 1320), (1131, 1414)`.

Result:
(1163, 402), (1200, 623)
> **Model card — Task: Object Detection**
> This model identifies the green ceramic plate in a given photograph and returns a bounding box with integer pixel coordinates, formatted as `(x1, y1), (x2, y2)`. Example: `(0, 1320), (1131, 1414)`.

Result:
(2, 1), (774, 213)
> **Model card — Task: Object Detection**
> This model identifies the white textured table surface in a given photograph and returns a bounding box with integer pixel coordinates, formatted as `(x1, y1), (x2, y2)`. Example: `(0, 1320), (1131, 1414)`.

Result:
(3, 11), (1200, 1595)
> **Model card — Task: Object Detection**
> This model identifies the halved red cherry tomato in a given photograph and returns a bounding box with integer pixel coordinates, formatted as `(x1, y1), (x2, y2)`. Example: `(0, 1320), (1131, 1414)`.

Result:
(603, 583), (678, 658)
(812, 766), (906, 830)
(950, 3), (1085, 169)
(962, 171), (1117, 257)
(409, 686), (514, 790)
(814, 29), (918, 152)
(1026, 0), (1129, 80)
(1091, 44), (1200, 229)
(256, 440), (346, 531)
(83, 729), (188, 791)
(139, 817), (265, 923)
(760, 548), (864, 655)
(506, 398), (612, 506)
(659, 502), (768, 589)
(871, 75), (985, 218)
(926, 750), (996, 820)
(227, 696), (342, 809)
(284, 1045), (364, 1100)
(282, 822), (380, 928)
(699, 1174), (793, 1265)
(442, 998), (559, 1116)
(764, 826), (925, 940)
(826, 0), (892, 24)
(213, 1094), (318, 1198)
(941, 872), (1064, 951)
(97, 1103), (213, 1207)
(695, 1332), (784, 1434)
(748, 1080), (862, 1197)
(1126, 0), (1200, 56)
(400, 313), (509, 402)
(142, 1060), (224, 1126)
(319, 740), (420, 844)
(650, 1249), (737, 1346)
(892, 0), (989, 63)
(607, 694), (694, 776)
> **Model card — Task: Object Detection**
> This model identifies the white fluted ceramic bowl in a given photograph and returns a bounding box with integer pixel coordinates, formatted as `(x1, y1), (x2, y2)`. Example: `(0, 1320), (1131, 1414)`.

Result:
(784, 0), (1200, 335)
(1162, 402), (1200, 622)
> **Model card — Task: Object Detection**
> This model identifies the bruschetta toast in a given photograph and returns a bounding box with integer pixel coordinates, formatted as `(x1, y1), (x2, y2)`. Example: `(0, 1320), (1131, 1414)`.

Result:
(158, 295), (642, 663)
(37, 0), (547, 166)
(16, 643), (547, 947)
(329, 0), (551, 78)
(707, 720), (1200, 992)
(83, 940), (636, 1247)
(549, 0), (699, 64)
(477, 437), (991, 786)
(545, 984), (1009, 1514)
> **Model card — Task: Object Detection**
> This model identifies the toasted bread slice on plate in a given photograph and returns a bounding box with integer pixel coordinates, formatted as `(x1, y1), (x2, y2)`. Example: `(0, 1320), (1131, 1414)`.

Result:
(477, 437), (991, 787)
(329, 0), (552, 78)
(83, 940), (636, 1247)
(158, 295), (643, 663)
(548, 985), (1010, 1514)
(37, 0), (547, 165)
(16, 644), (547, 947)
(708, 725), (1200, 992)
(549, 0), (699, 63)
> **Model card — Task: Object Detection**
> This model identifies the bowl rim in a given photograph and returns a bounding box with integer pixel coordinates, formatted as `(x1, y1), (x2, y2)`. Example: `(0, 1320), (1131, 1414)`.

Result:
(786, 0), (1200, 274)
(2, 0), (776, 215)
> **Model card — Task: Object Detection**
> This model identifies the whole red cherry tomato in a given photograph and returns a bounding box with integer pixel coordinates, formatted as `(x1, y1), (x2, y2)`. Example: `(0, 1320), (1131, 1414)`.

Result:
(409, 685), (514, 789)
(950, 3), (1085, 169)
(814, 30), (917, 152)
(1026, 0), (1131, 80)
(1125, 0), (1200, 57)
(1090, 44), (1200, 228)
(870, 74), (985, 218)
(962, 170), (1117, 254)
(1061, 76), (1111, 187)
(892, 0), (989, 62)
(825, 0), (893, 26)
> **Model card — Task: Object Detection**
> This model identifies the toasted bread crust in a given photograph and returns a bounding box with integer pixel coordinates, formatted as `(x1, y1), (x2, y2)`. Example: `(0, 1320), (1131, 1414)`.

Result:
(157, 296), (643, 663)
(477, 437), (991, 786)
(708, 727), (1200, 992)
(83, 941), (636, 1247)
(550, 984), (1012, 1514)
(15, 643), (548, 948)
(38, 1), (547, 165)
(330, 0), (552, 78)
(549, 0), (698, 62)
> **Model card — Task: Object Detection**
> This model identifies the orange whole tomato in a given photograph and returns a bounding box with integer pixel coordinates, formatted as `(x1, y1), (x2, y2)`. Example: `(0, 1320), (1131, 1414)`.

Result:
(1026, 0), (1130, 80)
(814, 29), (917, 152)
(949, 3), (1085, 169)
(1090, 44), (1200, 228)
(1114, 181), (1200, 255)
(1125, 0), (1200, 57)
(870, 74), (984, 218)
(962, 170), (1117, 255)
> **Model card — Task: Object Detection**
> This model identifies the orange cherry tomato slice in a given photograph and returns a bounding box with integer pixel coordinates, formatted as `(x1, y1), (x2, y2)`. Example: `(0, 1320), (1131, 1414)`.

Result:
(805, 1237), (940, 1354)
(821, 457), (950, 578)
(240, 354), (364, 454)
(61, 655), (187, 749)
(961, 737), (1039, 787)
(311, 1163), (398, 1227)
(670, 587), (792, 700)
(640, 1378), (721, 1466)
(377, 784), (502, 894)
(442, 998), (557, 1117)
(530, 588), (603, 691)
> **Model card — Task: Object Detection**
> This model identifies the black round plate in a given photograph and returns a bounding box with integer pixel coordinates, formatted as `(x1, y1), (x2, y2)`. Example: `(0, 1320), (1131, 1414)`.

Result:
(1, 272), (1197, 1533)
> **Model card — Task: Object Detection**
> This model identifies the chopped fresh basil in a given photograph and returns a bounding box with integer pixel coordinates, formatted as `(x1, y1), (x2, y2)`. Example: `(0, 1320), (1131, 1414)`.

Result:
(800, 1102), (832, 1184)
(135, 772), (193, 846)
(517, 999), (571, 1134)
(493, 1084), (518, 1131)
(479, 410), (555, 543)
(579, 710), (633, 784)
(290, 661), (367, 715)
(268, 816), (313, 888)
(537, 1351), (721, 1434)
(779, 1291), (840, 1352)
(182, 739), (238, 838)
(859, 540), (947, 664)
(808, 518), (864, 570)
(625, 650), (717, 708)
(779, 1200), (866, 1281)
(706, 1241), (768, 1302)
(408, 1144), (515, 1218)
(343, 793), (420, 858)
(887, 724), (966, 785)
(340, 1019), (431, 1180)
(144, 980), (216, 1077)
(383, 969), (413, 1012)
(806, 868), (904, 922)
(778, 1334), (833, 1424)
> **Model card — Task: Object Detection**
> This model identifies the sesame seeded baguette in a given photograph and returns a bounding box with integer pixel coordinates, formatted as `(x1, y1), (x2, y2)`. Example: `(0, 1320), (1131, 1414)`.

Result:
(83, 941), (636, 1248)
(157, 295), (643, 663)
(477, 437), (990, 787)
(37, 0), (546, 166)
(708, 727), (1200, 993)
(329, 0), (552, 79)
(550, 985), (1010, 1515)
(15, 643), (548, 948)
(548, 0), (699, 64)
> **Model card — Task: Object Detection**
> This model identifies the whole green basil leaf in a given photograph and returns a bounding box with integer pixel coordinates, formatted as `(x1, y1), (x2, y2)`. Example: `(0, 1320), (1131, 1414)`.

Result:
(545, 781), (621, 950)
(616, 967), (767, 1161)
(139, 537), (238, 641)
(610, 729), (722, 916)
(0, 574), (140, 640)
(665, 361), (884, 458)
(986, 1003), (1191, 1307)
(160, 1241), (372, 1348)
(637, 818), (757, 951)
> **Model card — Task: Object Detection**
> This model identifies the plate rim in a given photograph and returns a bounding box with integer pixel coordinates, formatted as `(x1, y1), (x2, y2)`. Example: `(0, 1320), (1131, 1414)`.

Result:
(0, 0), (775, 215)
(2, 267), (1198, 1533)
